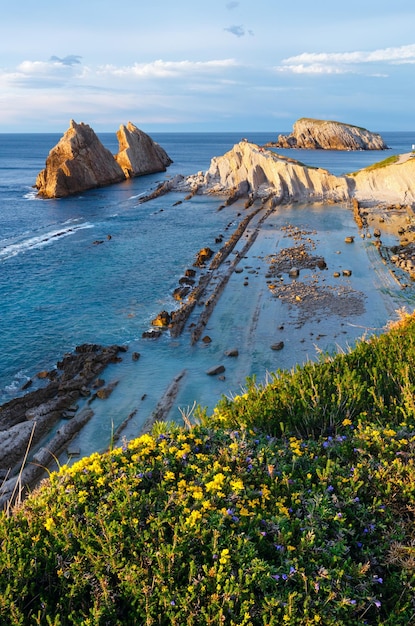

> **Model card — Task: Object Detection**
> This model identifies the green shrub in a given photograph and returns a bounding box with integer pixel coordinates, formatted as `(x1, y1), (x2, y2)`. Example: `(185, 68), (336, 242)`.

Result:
(0, 315), (414, 625)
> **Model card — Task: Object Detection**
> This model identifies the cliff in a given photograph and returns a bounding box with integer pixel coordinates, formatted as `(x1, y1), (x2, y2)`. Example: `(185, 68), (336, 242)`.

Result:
(274, 118), (388, 151)
(161, 142), (415, 209)
(351, 153), (415, 206)
(115, 122), (172, 177)
(175, 141), (351, 204)
(36, 120), (172, 198)
(35, 120), (126, 198)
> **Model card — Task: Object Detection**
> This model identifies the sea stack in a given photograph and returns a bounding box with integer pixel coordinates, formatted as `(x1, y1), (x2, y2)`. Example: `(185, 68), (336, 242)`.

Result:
(35, 120), (172, 198)
(115, 121), (172, 178)
(35, 120), (125, 198)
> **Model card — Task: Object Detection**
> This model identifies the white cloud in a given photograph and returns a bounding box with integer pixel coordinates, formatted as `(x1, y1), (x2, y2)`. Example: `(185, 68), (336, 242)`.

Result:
(97, 58), (239, 79)
(276, 43), (415, 75)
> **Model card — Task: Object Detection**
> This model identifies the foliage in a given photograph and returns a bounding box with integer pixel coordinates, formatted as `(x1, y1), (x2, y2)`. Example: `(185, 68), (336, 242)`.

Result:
(348, 154), (399, 176)
(0, 315), (415, 625)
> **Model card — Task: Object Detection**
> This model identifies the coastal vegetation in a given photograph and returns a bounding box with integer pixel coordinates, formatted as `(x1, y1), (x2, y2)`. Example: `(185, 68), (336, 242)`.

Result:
(349, 155), (400, 176)
(0, 312), (415, 625)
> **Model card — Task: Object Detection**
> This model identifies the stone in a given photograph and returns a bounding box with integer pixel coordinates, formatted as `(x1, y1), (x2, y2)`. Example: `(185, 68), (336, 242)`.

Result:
(289, 267), (300, 278)
(271, 341), (284, 351)
(115, 122), (172, 177)
(142, 329), (162, 339)
(132, 352), (141, 361)
(194, 247), (214, 267)
(206, 364), (226, 376)
(344, 236), (354, 243)
(224, 348), (239, 357)
(151, 310), (172, 327)
(95, 380), (119, 399)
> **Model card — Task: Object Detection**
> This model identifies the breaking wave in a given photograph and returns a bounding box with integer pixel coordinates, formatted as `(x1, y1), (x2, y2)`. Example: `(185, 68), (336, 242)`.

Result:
(0, 223), (94, 261)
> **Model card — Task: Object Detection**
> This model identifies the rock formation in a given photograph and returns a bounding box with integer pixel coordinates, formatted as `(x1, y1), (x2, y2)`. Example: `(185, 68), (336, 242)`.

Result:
(273, 118), (388, 151)
(0, 343), (126, 507)
(35, 120), (172, 198)
(350, 154), (415, 206)
(153, 142), (415, 209)
(179, 141), (351, 204)
(36, 120), (126, 198)
(115, 121), (172, 177)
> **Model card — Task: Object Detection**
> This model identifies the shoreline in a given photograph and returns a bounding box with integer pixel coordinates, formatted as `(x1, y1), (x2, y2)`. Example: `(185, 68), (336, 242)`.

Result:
(2, 189), (415, 507)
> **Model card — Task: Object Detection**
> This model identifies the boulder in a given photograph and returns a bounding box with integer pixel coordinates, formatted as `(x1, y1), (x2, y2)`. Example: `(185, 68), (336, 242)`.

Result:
(224, 348), (239, 357)
(194, 247), (214, 267)
(35, 120), (125, 198)
(151, 310), (172, 327)
(206, 364), (226, 376)
(115, 122), (172, 177)
(274, 118), (388, 150)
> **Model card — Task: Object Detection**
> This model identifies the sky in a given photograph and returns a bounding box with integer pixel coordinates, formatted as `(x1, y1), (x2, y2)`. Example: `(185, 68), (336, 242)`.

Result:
(1, 0), (415, 133)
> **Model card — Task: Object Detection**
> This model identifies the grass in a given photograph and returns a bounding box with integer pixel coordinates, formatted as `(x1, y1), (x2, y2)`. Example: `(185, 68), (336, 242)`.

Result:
(348, 155), (400, 176)
(0, 312), (414, 624)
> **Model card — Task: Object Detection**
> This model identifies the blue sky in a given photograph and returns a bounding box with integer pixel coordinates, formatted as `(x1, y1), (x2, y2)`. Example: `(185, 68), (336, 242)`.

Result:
(1, 0), (415, 133)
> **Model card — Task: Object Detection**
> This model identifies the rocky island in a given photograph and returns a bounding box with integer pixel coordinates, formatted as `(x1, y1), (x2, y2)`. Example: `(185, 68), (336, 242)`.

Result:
(35, 120), (172, 198)
(271, 118), (388, 150)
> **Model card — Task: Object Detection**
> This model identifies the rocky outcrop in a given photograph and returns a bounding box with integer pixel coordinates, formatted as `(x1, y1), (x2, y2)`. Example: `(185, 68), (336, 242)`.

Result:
(180, 141), (351, 204)
(35, 120), (172, 198)
(273, 118), (388, 151)
(0, 343), (126, 507)
(153, 142), (415, 209)
(350, 154), (415, 206)
(115, 122), (172, 177)
(35, 120), (126, 198)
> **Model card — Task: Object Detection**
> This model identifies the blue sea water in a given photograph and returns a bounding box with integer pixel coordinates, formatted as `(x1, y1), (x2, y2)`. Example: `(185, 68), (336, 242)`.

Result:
(0, 130), (414, 458)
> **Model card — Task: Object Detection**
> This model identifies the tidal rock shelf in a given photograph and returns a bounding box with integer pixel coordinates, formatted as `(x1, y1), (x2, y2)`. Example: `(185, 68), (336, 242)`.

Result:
(147, 199), (275, 345)
(0, 344), (126, 508)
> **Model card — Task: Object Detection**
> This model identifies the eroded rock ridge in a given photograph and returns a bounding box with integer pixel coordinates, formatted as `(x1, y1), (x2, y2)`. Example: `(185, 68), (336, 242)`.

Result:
(144, 141), (415, 209)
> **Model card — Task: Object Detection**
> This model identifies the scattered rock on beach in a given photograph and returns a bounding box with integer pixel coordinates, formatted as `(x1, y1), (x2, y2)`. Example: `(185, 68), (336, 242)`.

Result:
(206, 364), (226, 376)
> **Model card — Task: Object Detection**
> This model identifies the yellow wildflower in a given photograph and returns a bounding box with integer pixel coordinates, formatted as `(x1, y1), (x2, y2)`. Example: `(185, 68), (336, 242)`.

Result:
(205, 473), (226, 492)
(219, 548), (230, 564)
(186, 510), (203, 527)
(230, 478), (244, 492)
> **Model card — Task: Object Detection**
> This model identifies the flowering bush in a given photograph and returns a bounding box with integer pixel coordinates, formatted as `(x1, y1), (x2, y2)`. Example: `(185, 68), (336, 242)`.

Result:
(0, 314), (415, 625)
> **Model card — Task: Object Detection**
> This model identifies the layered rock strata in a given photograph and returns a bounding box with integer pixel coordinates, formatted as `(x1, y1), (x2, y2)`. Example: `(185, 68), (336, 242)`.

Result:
(150, 142), (415, 209)
(274, 118), (388, 151)
(115, 121), (172, 177)
(36, 120), (172, 198)
(36, 120), (125, 198)
(0, 343), (126, 507)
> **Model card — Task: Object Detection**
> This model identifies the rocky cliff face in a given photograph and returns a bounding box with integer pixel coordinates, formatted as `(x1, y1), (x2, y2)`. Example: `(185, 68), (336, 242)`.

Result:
(165, 142), (415, 209)
(351, 154), (415, 206)
(36, 120), (126, 198)
(274, 118), (388, 151)
(115, 122), (172, 178)
(182, 141), (351, 204)
(36, 120), (172, 198)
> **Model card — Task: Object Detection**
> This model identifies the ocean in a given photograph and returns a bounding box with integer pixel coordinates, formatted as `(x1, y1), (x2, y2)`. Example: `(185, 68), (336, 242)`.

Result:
(1, 130), (414, 459)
